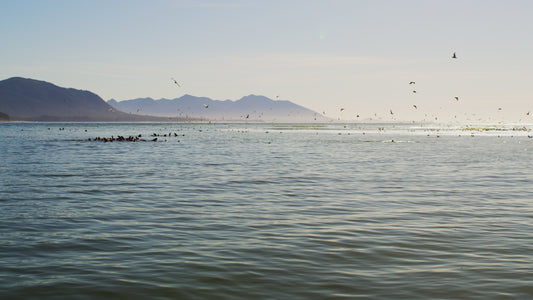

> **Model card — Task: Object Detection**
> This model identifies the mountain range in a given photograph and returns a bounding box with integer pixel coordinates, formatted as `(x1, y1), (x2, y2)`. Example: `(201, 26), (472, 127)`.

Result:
(0, 77), (326, 122)
(108, 95), (327, 122)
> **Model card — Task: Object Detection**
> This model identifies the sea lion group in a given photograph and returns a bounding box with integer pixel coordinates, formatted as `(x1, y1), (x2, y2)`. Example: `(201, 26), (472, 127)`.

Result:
(88, 132), (185, 142)
(88, 135), (151, 142)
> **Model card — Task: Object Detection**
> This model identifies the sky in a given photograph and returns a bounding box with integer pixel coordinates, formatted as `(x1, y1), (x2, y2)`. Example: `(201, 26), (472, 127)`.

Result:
(2, 0), (533, 123)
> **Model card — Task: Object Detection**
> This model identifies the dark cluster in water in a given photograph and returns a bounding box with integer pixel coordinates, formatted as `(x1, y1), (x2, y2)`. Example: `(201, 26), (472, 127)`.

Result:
(151, 132), (185, 137)
(89, 135), (150, 142)
(88, 132), (186, 143)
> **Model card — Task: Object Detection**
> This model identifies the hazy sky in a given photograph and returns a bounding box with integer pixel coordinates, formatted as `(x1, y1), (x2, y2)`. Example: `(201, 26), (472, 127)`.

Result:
(2, 0), (533, 122)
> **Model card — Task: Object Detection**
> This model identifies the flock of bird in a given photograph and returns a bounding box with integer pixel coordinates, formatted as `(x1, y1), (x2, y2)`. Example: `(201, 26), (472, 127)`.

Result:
(167, 51), (530, 123)
(330, 51), (529, 122)
(409, 52), (459, 104)
(338, 52), (462, 122)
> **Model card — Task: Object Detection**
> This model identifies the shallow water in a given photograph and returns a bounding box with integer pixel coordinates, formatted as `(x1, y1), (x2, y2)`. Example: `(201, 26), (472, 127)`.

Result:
(1, 122), (533, 299)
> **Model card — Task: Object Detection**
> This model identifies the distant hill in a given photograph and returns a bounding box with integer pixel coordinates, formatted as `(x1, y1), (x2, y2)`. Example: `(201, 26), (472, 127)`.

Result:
(108, 94), (328, 122)
(0, 77), (179, 122)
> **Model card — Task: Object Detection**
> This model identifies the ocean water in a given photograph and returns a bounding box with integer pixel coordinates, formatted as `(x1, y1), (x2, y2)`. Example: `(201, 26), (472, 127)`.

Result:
(1, 122), (533, 299)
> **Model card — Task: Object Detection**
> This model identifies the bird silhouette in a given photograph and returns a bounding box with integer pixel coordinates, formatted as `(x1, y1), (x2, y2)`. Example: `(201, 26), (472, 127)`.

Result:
(455, 97), (459, 101)
(409, 81), (415, 85)
(452, 52), (457, 59)
(204, 104), (210, 108)
(171, 77), (181, 87)
(413, 105), (417, 109)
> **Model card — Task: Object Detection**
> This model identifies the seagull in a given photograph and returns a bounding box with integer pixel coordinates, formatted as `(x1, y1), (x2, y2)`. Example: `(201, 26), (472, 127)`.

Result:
(171, 77), (181, 87)
(455, 97), (459, 101)
(204, 104), (210, 109)
(340, 108), (345, 112)
(452, 52), (457, 59)
(413, 105), (417, 109)
(409, 81), (416, 85)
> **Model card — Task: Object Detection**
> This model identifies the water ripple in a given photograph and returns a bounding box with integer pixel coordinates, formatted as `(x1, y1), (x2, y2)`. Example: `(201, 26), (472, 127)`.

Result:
(1, 123), (533, 298)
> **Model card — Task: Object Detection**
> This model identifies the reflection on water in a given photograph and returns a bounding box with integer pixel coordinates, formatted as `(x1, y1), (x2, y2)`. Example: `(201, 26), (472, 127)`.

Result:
(1, 122), (533, 299)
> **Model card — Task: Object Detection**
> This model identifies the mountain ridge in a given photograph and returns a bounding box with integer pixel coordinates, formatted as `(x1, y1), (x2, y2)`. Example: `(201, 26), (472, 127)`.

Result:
(109, 94), (327, 122)
(0, 77), (327, 122)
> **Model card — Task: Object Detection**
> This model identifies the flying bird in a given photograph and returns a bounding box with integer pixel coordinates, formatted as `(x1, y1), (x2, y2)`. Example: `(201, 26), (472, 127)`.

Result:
(454, 97), (459, 101)
(452, 52), (457, 59)
(204, 104), (210, 109)
(340, 108), (345, 112)
(171, 77), (181, 87)
(413, 105), (417, 109)
(412, 90), (417, 93)
(390, 109), (394, 115)
(409, 81), (416, 85)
